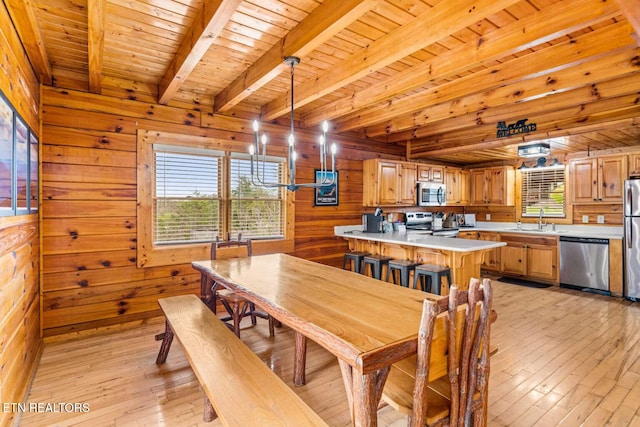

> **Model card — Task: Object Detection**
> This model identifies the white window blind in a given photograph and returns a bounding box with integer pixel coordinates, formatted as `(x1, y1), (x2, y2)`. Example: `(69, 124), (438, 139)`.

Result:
(154, 148), (222, 244)
(230, 156), (284, 239)
(521, 166), (566, 217)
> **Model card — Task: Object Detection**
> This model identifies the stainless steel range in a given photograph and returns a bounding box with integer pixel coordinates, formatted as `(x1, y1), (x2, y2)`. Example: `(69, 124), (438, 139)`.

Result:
(405, 212), (459, 237)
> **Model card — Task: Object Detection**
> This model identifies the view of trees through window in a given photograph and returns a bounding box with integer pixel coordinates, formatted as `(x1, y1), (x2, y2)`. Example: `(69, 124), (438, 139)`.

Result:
(154, 149), (284, 245)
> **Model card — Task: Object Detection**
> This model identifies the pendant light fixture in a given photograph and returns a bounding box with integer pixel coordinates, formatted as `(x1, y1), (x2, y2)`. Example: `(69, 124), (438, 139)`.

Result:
(249, 56), (337, 192)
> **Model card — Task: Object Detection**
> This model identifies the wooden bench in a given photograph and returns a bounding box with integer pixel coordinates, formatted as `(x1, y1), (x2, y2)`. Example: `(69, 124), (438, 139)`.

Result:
(155, 294), (328, 426)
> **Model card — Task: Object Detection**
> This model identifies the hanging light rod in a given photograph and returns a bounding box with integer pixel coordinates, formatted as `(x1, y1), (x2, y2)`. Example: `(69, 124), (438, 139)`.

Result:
(249, 56), (337, 192)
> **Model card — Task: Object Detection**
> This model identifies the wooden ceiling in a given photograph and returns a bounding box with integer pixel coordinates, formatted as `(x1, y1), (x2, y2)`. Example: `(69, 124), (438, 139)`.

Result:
(6, 0), (640, 165)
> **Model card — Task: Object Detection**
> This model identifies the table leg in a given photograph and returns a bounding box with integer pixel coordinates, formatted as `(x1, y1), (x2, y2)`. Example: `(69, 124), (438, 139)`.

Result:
(294, 332), (307, 386)
(337, 360), (391, 427)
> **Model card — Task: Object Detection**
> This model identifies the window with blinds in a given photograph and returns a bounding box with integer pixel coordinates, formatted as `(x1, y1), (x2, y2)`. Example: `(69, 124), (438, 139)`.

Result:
(520, 166), (566, 217)
(230, 156), (285, 239)
(154, 146), (222, 244)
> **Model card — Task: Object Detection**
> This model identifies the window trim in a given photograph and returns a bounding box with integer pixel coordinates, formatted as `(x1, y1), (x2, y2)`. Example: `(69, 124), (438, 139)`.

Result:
(137, 130), (295, 268)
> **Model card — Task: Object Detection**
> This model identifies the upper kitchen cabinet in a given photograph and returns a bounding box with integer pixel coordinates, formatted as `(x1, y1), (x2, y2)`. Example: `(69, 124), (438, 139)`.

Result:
(629, 154), (640, 177)
(363, 159), (417, 206)
(469, 166), (515, 206)
(570, 155), (627, 204)
(417, 164), (444, 183)
(445, 167), (469, 206)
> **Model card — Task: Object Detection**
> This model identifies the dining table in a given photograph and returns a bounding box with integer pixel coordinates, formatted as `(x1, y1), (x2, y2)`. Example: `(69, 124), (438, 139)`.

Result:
(192, 253), (456, 427)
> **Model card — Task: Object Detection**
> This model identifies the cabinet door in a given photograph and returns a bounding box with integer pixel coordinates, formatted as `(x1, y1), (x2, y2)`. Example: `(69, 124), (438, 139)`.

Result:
(459, 170), (470, 205)
(431, 166), (444, 183)
(479, 232), (500, 271)
(378, 161), (400, 205)
(526, 244), (557, 281)
(487, 167), (505, 205)
(500, 243), (526, 275)
(470, 170), (487, 204)
(599, 156), (627, 202)
(417, 165), (431, 181)
(398, 163), (417, 205)
(570, 158), (598, 203)
(445, 169), (459, 204)
(630, 154), (640, 177)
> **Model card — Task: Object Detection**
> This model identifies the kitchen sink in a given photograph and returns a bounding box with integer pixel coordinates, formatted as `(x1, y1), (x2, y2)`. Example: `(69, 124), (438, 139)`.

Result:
(502, 228), (559, 234)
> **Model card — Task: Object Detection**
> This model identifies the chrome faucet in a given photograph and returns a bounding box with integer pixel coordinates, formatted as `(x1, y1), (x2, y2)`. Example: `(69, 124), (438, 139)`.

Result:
(538, 209), (546, 230)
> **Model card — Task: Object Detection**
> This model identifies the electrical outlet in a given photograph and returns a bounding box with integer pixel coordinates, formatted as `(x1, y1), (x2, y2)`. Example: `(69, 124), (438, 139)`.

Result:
(485, 213), (491, 221)
(582, 215), (589, 223)
(597, 215), (605, 224)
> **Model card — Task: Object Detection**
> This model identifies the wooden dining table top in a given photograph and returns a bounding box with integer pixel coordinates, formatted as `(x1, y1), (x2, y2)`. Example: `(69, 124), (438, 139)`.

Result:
(192, 253), (439, 375)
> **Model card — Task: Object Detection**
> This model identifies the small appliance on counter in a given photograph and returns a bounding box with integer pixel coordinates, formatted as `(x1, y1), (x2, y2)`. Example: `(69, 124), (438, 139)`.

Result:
(463, 214), (476, 227)
(363, 213), (384, 233)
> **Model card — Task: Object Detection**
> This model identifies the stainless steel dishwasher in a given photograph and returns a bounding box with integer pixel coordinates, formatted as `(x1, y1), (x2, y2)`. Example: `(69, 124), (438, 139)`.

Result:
(559, 236), (609, 293)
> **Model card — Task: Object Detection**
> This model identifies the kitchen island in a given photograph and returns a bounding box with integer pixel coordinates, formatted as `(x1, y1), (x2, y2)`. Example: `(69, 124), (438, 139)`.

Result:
(335, 227), (505, 293)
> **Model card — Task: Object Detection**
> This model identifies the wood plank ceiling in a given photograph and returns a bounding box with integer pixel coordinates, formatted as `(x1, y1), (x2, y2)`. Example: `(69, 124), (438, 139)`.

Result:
(7, 0), (640, 165)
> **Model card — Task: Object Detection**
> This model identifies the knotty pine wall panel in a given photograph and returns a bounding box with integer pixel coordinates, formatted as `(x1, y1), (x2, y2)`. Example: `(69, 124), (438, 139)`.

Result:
(0, 3), (41, 425)
(41, 85), (402, 336)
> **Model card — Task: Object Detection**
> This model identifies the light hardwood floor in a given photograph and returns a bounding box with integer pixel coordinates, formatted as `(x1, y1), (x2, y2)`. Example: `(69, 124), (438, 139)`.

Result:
(19, 280), (640, 426)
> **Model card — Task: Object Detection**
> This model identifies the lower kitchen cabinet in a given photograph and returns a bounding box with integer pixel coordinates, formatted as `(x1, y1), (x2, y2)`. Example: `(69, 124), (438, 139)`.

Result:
(479, 232), (501, 271)
(500, 233), (558, 283)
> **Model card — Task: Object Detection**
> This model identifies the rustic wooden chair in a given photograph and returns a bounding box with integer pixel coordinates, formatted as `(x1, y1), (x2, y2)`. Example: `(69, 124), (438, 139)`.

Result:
(382, 278), (493, 427)
(205, 233), (274, 338)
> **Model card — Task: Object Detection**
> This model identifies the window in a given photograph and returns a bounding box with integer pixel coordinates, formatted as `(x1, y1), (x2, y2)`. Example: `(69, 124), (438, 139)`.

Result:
(138, 131), (292, 268)
(230, 155), (284, 239)
(520, 166), (566, 217)
(151, 143), (285, 246)
(153, 145), (223, 245)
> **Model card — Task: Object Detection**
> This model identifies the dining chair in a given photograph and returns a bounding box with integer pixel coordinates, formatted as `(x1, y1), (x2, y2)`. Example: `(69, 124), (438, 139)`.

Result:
(382, 278), (493, 427)
(205, 233), (274, 338)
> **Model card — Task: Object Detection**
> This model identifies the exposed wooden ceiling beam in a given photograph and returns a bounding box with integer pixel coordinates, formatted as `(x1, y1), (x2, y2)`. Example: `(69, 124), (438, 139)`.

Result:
(158, 0), (243, 105)
(87, 0), (106, 94)
(373, 46), (640, 141)
(301, 0), (620, 128)
(410, 103), (640, 158)
(260, 0), (521, 122)
(4, 0), (52, 85)
(214, 0), (382, 113)
(616, 0), (640, 44)
(334, 21), (635, 134)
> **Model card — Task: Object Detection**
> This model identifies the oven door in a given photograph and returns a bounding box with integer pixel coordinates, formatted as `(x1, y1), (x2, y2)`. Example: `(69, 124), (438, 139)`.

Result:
(417, 182), (446, 206)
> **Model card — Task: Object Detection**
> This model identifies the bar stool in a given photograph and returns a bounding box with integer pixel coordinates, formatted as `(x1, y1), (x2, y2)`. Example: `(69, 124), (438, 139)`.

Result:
(363, 254), (393, 280)
(413, 264), (451, 295)
(342, 251), (370, 274)
(386, 259), (420, 287)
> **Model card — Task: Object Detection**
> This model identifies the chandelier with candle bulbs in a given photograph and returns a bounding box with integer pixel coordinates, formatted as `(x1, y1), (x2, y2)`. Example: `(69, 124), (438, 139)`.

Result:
(249, 56), (337, 192)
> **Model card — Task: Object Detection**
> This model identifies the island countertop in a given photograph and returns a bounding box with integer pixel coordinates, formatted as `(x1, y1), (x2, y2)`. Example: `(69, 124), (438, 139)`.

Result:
(335, 228), (506, 252)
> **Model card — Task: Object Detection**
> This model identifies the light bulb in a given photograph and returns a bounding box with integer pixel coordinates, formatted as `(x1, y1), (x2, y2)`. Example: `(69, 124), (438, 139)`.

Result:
(252, 120), (259, 132)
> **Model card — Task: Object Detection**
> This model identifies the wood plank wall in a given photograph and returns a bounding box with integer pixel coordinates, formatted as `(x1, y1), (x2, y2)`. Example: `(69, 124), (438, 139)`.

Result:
(40, 86), (404, 337)
(0, 4), (42, 427)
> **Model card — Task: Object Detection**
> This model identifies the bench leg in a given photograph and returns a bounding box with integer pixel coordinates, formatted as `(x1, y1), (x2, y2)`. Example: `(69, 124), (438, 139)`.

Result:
(203, 395), (217, 422)
(294, 332), (307, 386)
(155, 321), (174, 364)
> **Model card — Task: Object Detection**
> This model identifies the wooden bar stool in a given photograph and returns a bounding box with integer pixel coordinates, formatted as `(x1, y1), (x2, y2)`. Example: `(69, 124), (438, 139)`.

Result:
(363, 254), (393, 280)
(413, 264), (451, 295)
(342, 251), (370, 274)
(386, 259), (419, 287)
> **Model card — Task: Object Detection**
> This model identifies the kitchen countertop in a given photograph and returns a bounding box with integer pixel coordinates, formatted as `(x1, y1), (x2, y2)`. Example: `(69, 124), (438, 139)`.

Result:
(335, 227), (506, 252)
(460, 221), (623, 240)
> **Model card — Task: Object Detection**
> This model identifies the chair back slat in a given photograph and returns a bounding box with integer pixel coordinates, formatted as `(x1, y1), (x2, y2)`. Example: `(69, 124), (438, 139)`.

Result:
(409, 278), (493, 427)
(211, 233), (252, 260)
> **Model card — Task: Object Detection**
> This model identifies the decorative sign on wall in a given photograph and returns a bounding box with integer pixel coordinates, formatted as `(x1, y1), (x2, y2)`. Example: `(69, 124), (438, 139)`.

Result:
(496, 118), (537, 138)
(314, 170), (338, 206)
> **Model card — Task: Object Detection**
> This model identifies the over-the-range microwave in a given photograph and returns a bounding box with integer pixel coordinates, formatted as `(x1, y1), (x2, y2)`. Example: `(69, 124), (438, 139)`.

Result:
(417, 181), (446, 206)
